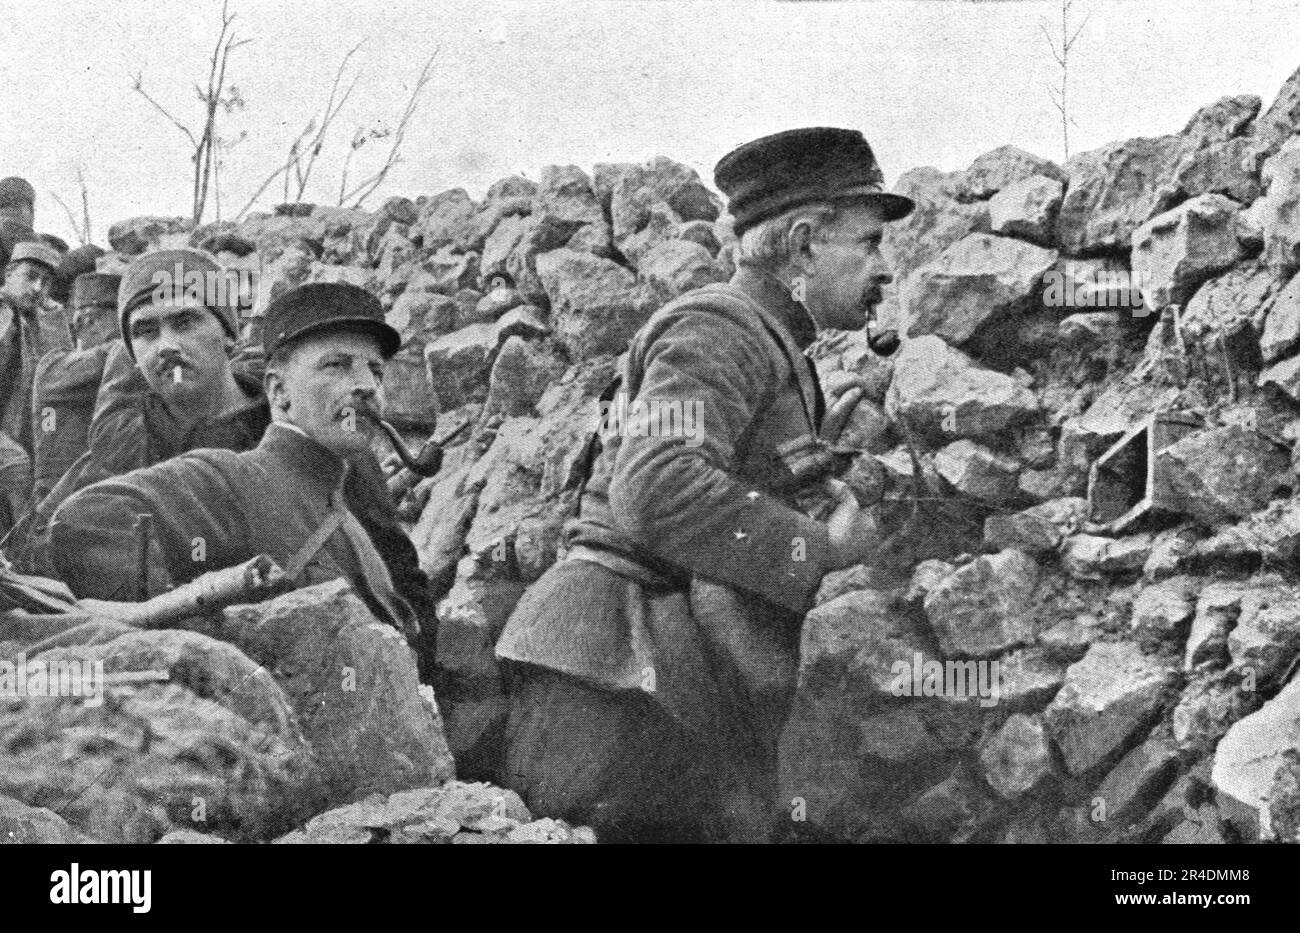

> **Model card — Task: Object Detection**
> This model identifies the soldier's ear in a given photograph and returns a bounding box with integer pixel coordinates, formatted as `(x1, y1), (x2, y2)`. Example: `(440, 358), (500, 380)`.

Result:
(788, 218), (817, 275)
(265, 369), (290, 412)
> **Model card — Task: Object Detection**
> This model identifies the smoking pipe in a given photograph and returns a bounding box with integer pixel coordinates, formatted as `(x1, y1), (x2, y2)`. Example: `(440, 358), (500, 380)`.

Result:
(866, 319), (900, 357)
(364, 414), (449, 477)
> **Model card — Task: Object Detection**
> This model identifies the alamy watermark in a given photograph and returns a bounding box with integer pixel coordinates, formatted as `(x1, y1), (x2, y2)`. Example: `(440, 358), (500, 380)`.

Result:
(0, 653), (168, 708)
(151, 263), (254, 309)
(889, 652), (1003, 708)
(596, 391), (704, 448)
(1041, 261), (1152, 315)
(0, 653), (106, 707)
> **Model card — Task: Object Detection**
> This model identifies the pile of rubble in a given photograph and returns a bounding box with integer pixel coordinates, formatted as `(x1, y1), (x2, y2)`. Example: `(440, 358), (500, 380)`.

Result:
(0, 580), (589, 844)
(5, 64), (1300, 844)
(783, 68), (1300, 843)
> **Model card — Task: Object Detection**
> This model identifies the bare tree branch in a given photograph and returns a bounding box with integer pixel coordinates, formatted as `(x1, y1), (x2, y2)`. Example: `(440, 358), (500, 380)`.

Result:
(130, 0), (248, 225)
(234, 130), (311, 220)
(77, 166), (92, 245)
(340, 47), (439, 208)
(290, 40), (365, 202)
(1066, 10), (1092, 50)
(131, 74), (199, 147)
(49, 192), (84, 247)
(1042, 0), (1089, 160)
(49, 166), (95, 246)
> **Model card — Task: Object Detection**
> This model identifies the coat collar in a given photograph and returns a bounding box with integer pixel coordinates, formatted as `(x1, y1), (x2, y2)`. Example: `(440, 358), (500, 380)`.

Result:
(258, 421), (350, 493)
(143, 368), (269, 448)
(731, 263), (820, 351)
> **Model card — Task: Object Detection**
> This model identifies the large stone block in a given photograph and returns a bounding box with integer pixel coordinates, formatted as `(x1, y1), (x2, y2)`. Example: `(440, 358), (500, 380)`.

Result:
(424, 322), (499, 410)
(1211, 675), (1300, 840)
(1258, 272), (1300, 364)
(885, 335), (1039, 443)
(108, 216), (195, 255)
(988, 174), (1064, 245)
(933, 439), (1021, 505)
(0, 627), (320, 843)
(979, 713), (1056, 799)
(1044, 642), (1176, 776)
(536, 248), (651, 361)
(949, 145), (1066, 203)
(922, 549), (1039, 658)
(1055, 135), (1187, 255)
(1255, 137), (1300, 276)
(903, 234), (1058, 344)
(1130, 194), (1246, 312)
(1156, 426), (1291, 527)
(220, 580), (455, 802)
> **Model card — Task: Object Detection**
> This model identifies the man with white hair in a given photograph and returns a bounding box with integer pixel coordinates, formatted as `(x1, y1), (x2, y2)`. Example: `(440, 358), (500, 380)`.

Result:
(497, 127), (915, 842)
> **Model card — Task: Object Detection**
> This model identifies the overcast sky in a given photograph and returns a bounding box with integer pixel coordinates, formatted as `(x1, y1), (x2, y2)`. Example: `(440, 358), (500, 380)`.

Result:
(2, 0), (1298, 245)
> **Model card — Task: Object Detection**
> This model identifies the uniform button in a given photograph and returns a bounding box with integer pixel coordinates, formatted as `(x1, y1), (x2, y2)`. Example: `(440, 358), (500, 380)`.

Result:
(733, 530), (748, 541)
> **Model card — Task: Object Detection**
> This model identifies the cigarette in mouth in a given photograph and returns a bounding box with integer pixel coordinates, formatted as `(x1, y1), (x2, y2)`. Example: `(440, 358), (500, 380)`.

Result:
(172, 364), (184, 384)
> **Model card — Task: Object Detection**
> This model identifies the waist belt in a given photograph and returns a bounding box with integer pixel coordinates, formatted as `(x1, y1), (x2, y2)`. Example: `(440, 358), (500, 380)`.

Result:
(565, 544), (688, 594)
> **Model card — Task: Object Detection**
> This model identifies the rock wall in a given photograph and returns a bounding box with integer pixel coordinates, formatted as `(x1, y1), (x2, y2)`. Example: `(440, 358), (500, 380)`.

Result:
(77, 62), (1300, 843)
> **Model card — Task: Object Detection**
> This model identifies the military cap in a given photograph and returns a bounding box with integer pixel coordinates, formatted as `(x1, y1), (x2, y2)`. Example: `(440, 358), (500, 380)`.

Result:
(262, 282), (400, 360)
(714, 127), (914, 236)
(118, 248), (238, 354)
(0, 177), (35, 212)
(72, 272), (122, 309)
(6, 240), (62, 274)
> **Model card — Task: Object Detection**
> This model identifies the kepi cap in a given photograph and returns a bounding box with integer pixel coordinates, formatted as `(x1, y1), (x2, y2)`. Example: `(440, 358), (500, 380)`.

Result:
(262, 282), (400, 360)
(6, 240), (62, 274)
(714, 127), (914, 236)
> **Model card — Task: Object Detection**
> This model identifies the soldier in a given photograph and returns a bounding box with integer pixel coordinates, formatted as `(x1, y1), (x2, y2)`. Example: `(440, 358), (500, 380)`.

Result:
(495, 128), (916, 842)
(51, 243), (105, 308)
(0, 177), (36, 270)
(28, 272), (123, 505)
(5, 250), (268, 574)
(49, 282), (435, 660)
(0, 240), (69, 534)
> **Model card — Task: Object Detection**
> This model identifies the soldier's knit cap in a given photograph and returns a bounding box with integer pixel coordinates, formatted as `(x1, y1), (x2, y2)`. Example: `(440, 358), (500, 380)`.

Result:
(262, 282), (400, 360)
(6, 240), (61, 274)
(714, 127), (913, 236)
(0, 177), (35, 212)
(118, 248), (239, 355)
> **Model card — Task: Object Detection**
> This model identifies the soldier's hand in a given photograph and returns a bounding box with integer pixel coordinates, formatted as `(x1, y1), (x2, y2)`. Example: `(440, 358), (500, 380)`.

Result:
(824, 478), (880, 569)
(819, 372), (868, 446)
(380, 452), (403, 478)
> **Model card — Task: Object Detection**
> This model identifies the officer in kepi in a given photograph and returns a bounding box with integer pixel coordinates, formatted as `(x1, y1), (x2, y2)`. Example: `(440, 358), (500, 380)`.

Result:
(49, 282), (437, 667)
(495, 127), (916, 842)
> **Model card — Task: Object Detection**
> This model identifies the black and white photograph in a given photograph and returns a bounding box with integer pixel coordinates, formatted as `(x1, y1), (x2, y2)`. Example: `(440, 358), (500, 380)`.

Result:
(0, 0), (1295, 904)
